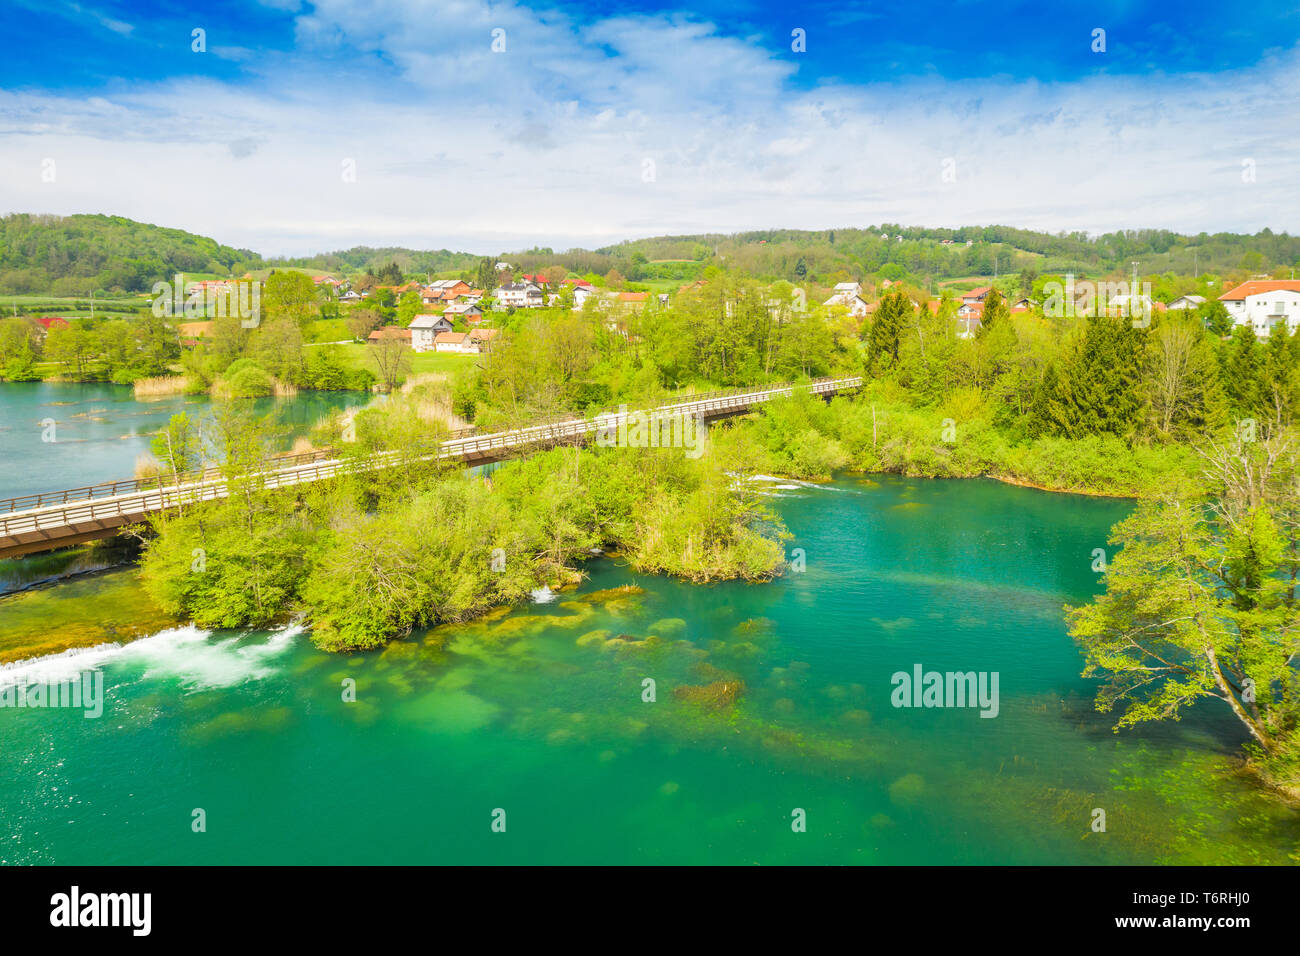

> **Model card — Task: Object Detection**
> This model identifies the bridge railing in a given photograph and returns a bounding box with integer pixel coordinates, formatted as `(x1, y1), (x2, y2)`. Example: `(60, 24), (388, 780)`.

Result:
(0, 377), (862, 540)
(0, 424), (484, 517)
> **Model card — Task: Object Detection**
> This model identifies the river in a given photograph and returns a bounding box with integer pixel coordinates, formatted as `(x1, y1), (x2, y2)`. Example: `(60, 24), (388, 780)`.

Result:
(0, 381), (370, 500)
(1, 458), (1296, 864)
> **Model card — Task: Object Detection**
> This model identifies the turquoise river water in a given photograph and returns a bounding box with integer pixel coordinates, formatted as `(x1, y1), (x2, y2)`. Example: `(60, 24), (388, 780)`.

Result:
(1, 459), (1297, 864)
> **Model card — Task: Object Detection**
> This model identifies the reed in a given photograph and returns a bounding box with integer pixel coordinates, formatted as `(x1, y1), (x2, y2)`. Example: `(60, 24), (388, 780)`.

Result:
(132, 375), (190, 399)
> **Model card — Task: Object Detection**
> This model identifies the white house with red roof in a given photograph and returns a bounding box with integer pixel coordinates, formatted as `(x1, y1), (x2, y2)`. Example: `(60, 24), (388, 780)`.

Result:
(1219, 280), (1300, 338)
(433, 331), (477, 354)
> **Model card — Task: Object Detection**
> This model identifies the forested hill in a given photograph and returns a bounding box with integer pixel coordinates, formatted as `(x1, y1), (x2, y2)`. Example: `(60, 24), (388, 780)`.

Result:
(592, 225), (1300, 283)
(0, 214), (262, 295)
(4, 213), (1300, 295)
(288, 225), (1300, 286)
(273, 245), (482, 276)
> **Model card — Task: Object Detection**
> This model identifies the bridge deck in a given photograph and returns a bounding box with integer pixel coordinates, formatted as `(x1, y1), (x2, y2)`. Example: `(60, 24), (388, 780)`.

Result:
(0, 377), (861, 559)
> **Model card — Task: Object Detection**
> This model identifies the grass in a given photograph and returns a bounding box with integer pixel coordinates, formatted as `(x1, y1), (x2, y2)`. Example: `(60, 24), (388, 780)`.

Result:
(319, 342), (480, 384)
(0, 293), (148, 316)
(303, 318), (351, 343)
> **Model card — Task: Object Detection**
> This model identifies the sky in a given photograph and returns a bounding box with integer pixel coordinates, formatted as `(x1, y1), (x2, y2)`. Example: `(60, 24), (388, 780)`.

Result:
(2, 0), (1299, 256)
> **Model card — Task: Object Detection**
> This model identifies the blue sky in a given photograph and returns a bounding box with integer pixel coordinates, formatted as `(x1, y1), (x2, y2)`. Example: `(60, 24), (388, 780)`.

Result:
(3, 0), (1299, 254)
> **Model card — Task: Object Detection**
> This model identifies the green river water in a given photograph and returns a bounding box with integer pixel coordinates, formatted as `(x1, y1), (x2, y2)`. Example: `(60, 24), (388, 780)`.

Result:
(1, 457), (1297, 864)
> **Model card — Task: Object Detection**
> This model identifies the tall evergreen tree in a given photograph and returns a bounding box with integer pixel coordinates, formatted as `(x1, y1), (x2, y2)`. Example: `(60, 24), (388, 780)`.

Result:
(1221, 325), (1263, 420)
(867, 290), (909, 372)
(977, 289), (1010, 336)
(1026, 361), (1073, 437)
(1063, 316), (1146, 438)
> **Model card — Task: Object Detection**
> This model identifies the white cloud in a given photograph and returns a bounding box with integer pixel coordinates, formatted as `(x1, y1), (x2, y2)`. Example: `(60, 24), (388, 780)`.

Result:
(1, 0), (1297, 255)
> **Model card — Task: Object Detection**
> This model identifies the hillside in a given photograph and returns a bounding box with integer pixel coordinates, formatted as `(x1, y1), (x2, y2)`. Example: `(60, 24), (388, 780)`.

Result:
(0, 214), (262, 295)
(273, 245), (482, 277)
(3, 214), (1300, 295)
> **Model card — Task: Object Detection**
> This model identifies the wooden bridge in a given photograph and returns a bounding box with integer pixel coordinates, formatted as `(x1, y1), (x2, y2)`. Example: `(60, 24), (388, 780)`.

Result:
(0, 376), (861, 559)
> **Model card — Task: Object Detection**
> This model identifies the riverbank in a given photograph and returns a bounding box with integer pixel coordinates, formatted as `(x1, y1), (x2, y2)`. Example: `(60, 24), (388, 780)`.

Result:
(719, 388), (1203, 499)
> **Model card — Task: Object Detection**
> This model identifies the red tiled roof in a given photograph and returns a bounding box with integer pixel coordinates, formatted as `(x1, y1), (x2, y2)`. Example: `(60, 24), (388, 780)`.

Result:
(617, 292), (648, 301)
(368, 326), (411, 341)
(36, 316), (70, 330)
(1219, 280), (1300, 301)
(963, 286), (993, 300)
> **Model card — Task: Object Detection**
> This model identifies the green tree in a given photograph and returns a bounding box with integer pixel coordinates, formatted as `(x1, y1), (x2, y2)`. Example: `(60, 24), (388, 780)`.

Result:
(397, 290), (423, 324)
(867, 291), (910, 372)
(1060, 316), (1146, 438)
(1200, 299), (1233, 337)
(1220, 325), (1263, 419)
(1068, 432), (1300, 780)
(976, 289), (1010, 335)
(44, 321), (98, 379)
(476, 257), (496, 293)
(261, 271), (318, 326)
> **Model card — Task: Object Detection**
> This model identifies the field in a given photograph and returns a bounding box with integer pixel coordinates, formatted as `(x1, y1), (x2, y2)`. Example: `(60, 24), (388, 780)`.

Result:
(317, 342), (480, 384)
(0, 293), (149, 319)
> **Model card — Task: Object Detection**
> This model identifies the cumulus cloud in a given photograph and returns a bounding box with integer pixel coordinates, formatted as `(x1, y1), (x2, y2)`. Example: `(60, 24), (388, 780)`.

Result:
(0, 0), (1297, 254)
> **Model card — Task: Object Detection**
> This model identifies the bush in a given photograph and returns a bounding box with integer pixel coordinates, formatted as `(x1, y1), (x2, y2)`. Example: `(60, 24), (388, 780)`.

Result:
(222, 359), (274, 397)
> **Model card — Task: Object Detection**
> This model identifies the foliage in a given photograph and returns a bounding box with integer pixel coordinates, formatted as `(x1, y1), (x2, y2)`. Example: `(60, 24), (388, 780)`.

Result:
(1067, 431), (1300, 789)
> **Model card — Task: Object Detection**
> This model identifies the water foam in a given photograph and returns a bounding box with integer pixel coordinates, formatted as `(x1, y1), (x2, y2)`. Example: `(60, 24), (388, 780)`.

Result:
(0, 621), (305, 693)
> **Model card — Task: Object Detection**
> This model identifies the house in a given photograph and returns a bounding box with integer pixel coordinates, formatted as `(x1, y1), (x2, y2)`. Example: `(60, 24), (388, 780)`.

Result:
(823, 284), (870, 316)
(408, 313), (454, 352)
(1100, 293), (1159, 319)
(1168, 294), (1206, 310)
(368, 326), (411, 344)
(443, 301), (484, 322)
(1010, 297), (1036, 313)
(35, 316), (70, 335)
(956, 301), (984, 336)
(433, 331), (476, 354)
(615, 291), (648, 308)
(339, 289), (362, 303)
(495, 282), (543, 308)
(572, 285), (599, 309)
(188, 279), (235, 297)
(1218, 280), (1300, 338)
(961, 286), (993, 306)
(469, 328), (498, 352)
(422, 279), (471, 305)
